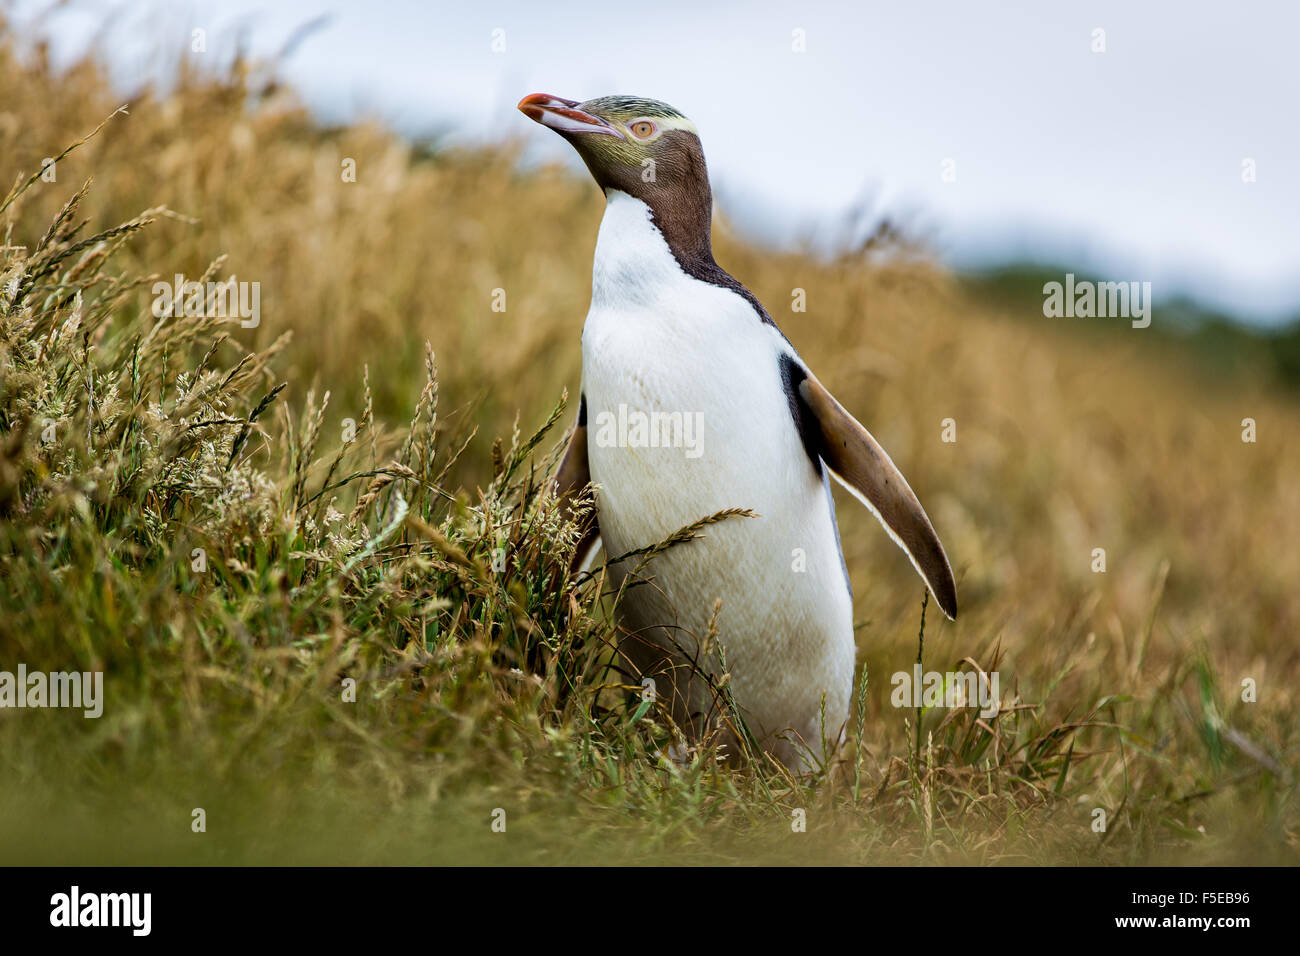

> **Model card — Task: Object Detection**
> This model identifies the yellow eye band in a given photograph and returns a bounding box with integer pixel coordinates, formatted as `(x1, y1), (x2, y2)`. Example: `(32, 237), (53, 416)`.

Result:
(625, 115), (698, 141)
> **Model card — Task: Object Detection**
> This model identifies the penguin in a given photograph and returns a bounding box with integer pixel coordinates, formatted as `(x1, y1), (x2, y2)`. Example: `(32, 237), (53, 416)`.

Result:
(519, 93), (957, 771)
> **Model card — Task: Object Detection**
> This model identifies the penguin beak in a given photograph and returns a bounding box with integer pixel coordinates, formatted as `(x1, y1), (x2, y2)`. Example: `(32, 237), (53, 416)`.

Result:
(517, 93), (625, 140)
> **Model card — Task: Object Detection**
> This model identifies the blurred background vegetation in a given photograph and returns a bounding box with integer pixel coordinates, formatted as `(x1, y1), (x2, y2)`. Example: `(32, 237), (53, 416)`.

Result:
(1, 25), (1297, 864)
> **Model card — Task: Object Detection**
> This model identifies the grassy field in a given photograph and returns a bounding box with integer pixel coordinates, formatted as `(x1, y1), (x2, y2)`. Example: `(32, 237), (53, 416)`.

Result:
(1, 33), (1297, 865)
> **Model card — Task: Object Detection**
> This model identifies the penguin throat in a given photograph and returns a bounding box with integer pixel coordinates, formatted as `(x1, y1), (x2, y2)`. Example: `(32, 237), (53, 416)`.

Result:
(591, 192), (690, 307)
(591, 192), (777, 329)
(643, 196), (715, 274)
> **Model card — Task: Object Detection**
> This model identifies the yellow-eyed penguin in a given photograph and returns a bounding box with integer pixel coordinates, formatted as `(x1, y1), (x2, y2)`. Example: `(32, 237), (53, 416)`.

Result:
(519, 93), (957, 771)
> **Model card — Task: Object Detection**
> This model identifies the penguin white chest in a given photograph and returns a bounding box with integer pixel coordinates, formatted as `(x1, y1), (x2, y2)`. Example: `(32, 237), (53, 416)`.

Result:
(579, 192), (855, 763)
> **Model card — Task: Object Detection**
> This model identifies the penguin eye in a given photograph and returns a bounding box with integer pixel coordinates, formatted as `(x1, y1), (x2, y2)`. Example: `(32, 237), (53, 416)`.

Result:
(629, 120), (657, 139)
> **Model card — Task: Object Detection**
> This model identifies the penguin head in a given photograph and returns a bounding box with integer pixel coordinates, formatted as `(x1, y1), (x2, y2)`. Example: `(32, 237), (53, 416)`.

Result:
(518, 93), (713, 249)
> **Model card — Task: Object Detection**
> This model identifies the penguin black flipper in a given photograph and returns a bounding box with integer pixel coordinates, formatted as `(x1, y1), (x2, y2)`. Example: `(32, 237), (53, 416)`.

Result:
(793, 368), (958, 620)
(554, 394), (601, 573)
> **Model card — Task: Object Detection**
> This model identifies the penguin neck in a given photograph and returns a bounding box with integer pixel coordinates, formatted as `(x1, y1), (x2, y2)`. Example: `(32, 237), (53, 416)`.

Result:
(591, 190), (776, 326)
(643, 186), (716, 276)
(592, 190), (712, 307)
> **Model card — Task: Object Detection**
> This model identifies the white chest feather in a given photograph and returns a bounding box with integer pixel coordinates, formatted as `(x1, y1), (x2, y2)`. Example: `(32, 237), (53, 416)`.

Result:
(580, 191), (855, 764)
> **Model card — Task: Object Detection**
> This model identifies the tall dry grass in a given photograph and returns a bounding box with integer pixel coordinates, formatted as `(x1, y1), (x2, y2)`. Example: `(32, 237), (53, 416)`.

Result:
(1, 28), (1297, 863)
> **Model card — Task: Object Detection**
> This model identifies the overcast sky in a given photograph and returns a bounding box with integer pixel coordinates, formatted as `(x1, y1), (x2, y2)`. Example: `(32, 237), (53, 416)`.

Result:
(12, 0), (1300, 323)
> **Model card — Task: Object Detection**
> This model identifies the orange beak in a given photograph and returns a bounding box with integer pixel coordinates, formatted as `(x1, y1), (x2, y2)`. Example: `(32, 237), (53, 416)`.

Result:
(517, 93), (625, 139)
